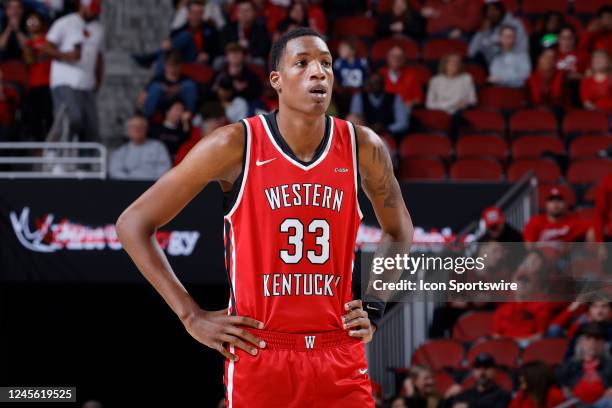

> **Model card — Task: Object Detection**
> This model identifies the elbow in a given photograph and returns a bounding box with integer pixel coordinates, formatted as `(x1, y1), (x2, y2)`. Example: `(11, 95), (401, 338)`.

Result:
(115, 210), (131, 244)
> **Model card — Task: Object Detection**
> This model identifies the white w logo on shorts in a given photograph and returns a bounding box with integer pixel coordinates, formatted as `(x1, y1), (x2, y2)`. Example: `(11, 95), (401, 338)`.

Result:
(304, 335), (316, 349)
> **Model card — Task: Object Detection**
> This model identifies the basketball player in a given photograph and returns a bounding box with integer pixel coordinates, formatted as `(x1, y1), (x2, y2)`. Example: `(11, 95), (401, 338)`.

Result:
(116, 27), (413, 407)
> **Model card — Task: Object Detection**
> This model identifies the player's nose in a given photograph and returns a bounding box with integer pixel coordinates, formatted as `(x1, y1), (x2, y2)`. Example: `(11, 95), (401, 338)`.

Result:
(309, 61), (326, 80)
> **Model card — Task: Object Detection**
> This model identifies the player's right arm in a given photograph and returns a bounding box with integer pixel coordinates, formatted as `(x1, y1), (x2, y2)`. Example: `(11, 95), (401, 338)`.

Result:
(115, 123), (265, 362)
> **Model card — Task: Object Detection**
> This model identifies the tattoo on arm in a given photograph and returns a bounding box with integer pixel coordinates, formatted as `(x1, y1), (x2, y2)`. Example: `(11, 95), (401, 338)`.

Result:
(370, 143), (402, 208)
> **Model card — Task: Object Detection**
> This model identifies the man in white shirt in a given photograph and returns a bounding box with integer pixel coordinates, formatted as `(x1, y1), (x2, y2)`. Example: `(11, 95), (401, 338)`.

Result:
(43, 0), (104, 142)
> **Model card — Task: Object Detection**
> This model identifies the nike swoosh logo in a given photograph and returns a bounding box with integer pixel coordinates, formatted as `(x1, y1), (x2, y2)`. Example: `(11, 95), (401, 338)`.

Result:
(256, 158), (276, 166)
(359, 368), (368, 375)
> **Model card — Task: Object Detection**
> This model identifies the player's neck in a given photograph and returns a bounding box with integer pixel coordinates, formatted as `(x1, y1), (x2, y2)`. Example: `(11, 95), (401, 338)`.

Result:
(276, 108), (326, 162)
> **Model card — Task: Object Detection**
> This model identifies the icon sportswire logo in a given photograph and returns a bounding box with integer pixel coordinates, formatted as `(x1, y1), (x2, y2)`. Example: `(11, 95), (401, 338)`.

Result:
(256, 158), (276, 166)
(9, 207), (200, 256)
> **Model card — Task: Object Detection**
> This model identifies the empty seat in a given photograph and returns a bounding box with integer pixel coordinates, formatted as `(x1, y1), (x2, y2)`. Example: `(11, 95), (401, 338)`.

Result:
(511, 136), (564, 159)
(333, 16), (376, 38)
(412, 339), (465, 370)
(510, 109), (558, 136)
(569, 134), (612, 159)
(400, 134), (452, 159)
(575, 0), (610, 14)
(563, 110), (610, 136)
(462, 109), (505, 134)
(467, 338), (520, 369)
(412, 109), (452, 134)
(371, 37), (419, 62)
(399, 157), (446, 180)
(464, 64), (487, 87)
(537, 183), (576, 209)
(452, 312), (495, 342)
(450, 158), (504, 181)
(422, 39), (468, 62)
(456, 135), (507, 160)
(479, 87), (526, 110)
(522, 338), (569, 366)
(567, 159), (612, 184)
(508, 158), (561, 183)
(181, 63), (214, 84)
(462, 369), (513, 392)
(522, 0), (567, 14)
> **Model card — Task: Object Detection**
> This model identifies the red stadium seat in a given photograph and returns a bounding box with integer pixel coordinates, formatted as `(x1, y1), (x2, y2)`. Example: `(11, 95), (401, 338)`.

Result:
(575, 0), (610, 14)
(511, 136), (564, 159)
(563, 110), (610, 136)
(412, 339), (465, 370)
(400, 134), (452, 159)
(507, 159), (561, 183)
(333, 16), (377, 38)
(405, 63), (432, 87)
(569, 134), (612, 159)
(181, 63), (214, 84)
(0, 60), (28, 87)
(479, 87), (526, 110)
(412, 109), (452, 133)
(462, 370), (513, 392)
(565, 15), (584, 32)
(462, 109), (506, 134)
(450, 158), (504, 181)
(464, 64), (487, 87)
(433, 370), (455, 395)
(537, 183), (576, 209)
(567, 158), (612, 184)
(585, 184), (597, 203)
(522, 0), (567, 14)
(399, 157), (447, 180)
(422, 39), (468, 62)
(509, 109), (558, 136)
(467, 338), (520, 369)
(500, 0), (519, 13)
(371, 37), (420, 62)
(456, 135), (508, 161)
(522, 338), (569, 366)
(452, 312), (495, 342)
(248, 63), (267, 82)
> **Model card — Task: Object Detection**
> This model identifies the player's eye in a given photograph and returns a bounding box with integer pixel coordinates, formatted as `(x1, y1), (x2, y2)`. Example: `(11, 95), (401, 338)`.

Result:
(321, 60), (332, 67)
(296, 60), (307, 67)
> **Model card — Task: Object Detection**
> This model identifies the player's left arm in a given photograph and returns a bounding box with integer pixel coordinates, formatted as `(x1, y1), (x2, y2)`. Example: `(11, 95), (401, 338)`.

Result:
(343, 125), (414, 342)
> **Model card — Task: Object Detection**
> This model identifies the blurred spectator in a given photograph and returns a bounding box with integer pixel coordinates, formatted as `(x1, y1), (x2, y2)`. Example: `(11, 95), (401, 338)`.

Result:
(529, 12), (563, 64)
(558, 322), (612, 406)
(564, 298), (612, 360)
(0, 0), (26, 61)
(580, 50), (612, 112)
(468, 1), (528, 65)
(527, 48), (563, 107)
(445, 353), (511, 408)
(333, 39), (368, 89)
(425, 53), (476, 114)
(141, 51), (198, 118)
(493, 299), (552, 344)
(347, 72), (410, 137)
(524, 186), (596, 245)
(401, 365), (443, 408)
(275, 1), (310, 39)
(379, 45), (423, 106)
(550, 296), (611, 341)
(420, 0), (481, 39)
(579, 6), (612, 57)
(149, 100), (191, 161)
(477, 206), (523, 242)
(170, 0), (226, 31)
(219, 0), (270, 65)
(509, 361), (566, 408)
(109, 114), (171, 180)
(44, 0), (104, 142)
(556, 25), (589, 78)
(213, 42), (261, 102)
(376, 0), (426, 41)
(595, 173), (612, 241)
(305, 0), (326, 35)
(389, 396), (408, 408)
(428, 301), (492, 338)
(216, 75), (248, 123)
(174, 101), (226, 165)
(488, 25), (531, 88)
(0, 68), (19, 141)
(22, 11), (52, 140)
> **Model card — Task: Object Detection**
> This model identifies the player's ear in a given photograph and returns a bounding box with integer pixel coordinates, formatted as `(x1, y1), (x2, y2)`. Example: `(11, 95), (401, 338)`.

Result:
(270, 71), (281, 93)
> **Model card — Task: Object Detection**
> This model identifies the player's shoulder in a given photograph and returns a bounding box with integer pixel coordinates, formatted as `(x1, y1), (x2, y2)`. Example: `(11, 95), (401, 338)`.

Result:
(351, 124), (386, 154)
(202, 121), (245, 152)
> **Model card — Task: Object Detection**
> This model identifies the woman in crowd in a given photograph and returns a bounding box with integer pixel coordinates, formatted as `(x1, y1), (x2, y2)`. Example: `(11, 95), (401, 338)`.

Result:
(426, 53), (476, 114)
(580, 50), (612, 112)
(509, 361), (566, 408)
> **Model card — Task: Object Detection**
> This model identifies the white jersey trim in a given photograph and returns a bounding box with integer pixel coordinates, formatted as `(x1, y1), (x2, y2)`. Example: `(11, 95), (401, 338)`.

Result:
(258, 114), (334, 172)
(348, 122), (363, 220)
(226, 118), (252, 218)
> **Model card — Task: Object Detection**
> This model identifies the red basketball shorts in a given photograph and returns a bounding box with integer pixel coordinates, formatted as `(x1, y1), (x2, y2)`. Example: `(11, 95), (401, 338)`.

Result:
(223, 328), (374, 408)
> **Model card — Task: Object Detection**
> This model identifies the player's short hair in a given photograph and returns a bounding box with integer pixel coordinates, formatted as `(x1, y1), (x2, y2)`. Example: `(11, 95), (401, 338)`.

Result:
(269, 27), (326, 72)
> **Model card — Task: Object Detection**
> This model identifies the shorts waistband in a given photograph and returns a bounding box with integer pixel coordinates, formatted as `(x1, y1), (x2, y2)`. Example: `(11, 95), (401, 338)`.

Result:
(245, 328), (360, 351)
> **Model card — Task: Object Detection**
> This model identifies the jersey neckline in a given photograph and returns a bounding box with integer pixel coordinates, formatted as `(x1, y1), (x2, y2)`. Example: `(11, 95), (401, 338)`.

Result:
(260, 111), (333, 171)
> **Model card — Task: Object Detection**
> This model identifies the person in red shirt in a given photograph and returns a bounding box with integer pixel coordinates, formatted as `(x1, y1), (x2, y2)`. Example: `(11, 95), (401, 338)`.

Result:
(174, 101), (227, 166)
(510, 361), (566, 408)
(580, 50), (612, 112)
(595, 173), (612, 241)
(524, 186), (596, 245)
(528, 48), (564, 107)
(556, 25), (590, 78)
(379, 45), (423, 106)
(579, 6), (612, 57)
(0, 68), (19, 141)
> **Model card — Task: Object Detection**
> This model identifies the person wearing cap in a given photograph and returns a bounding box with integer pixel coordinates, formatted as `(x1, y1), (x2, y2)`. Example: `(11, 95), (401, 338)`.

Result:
(43, 0), (104, 143)
(444, 353), (510, 408)
(558, 322), (612, 406)
(524, 185), (597, 246)
(478, 206), (522, 242)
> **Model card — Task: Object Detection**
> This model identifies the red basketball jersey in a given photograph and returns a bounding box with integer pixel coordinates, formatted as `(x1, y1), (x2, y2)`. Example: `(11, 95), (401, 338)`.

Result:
(224, 112), (362, 333)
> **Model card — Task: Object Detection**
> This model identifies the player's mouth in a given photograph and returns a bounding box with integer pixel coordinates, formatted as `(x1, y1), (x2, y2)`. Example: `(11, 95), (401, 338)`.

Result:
(308, 85), (328, 101)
